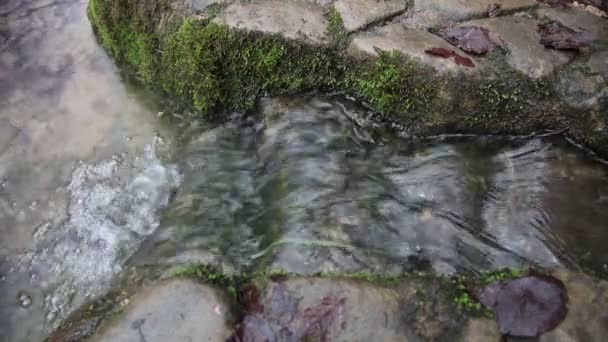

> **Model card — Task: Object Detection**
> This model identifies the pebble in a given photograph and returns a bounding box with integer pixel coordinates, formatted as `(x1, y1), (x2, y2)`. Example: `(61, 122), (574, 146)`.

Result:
(18, 292), (32, 308)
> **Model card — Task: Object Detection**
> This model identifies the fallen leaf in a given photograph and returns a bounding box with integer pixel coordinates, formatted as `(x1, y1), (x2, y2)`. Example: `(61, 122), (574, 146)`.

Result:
(425, 47), (456, 58)
(538, 21), (595, 50)
(290, 296), (346, 341)
(442, 26), (505, 55)
(479, 274), (568, 338)
(454, 54), (476, 67)
(425, 48), (476, 68)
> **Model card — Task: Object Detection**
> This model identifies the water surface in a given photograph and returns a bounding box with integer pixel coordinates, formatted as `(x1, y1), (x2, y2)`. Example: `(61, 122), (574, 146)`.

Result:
(133, 96), (608, 277)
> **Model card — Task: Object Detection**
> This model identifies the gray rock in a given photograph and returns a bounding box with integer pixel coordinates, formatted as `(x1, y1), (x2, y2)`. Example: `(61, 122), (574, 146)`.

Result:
(0, 118), (19, 155)
(539, 271), (608, 342)
(258, 277), (465, 341)
(553, 49), (608, 110)
(349, 23), (481, 73)
(413, 0), (538, 22)
(91, 279), (232, 342)
(459, 16), (573, 78)
(333, 0), (408, 32)
(213, 0), (329, 43)
(537, 6), (608, 42)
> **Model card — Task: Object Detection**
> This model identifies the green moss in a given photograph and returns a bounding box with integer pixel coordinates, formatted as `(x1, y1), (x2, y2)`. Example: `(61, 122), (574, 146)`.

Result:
(451, 268), (527, 316)
(168, 264), (240, 298)
(87, 0), (581, 150)
(326, 7), (349, 48)
(347, 52), (439, 119)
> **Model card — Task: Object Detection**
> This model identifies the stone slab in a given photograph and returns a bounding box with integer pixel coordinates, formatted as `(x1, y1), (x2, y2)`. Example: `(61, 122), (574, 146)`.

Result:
(91, 279), (232, 342)
(333, 0), (408, 32)
(459, 16), (573, 78)
(413, 0), (538, 21)
(214, 0), (329, 43)
(258, 277), (464, 341)
(349, 23), (481, 73)
(537, 6), (608, 42)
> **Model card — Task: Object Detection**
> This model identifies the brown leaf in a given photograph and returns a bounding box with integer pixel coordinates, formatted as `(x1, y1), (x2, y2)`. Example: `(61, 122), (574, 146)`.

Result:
(425, 48), (476, 68)
(442, 26), (505, 55)
(454, 55), (475, 67)
(538, 21), (595, 50)
(424, 47), (456, 58)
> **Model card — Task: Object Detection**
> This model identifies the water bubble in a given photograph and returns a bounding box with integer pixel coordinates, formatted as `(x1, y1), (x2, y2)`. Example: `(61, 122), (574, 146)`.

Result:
(17, 292), (32, 308)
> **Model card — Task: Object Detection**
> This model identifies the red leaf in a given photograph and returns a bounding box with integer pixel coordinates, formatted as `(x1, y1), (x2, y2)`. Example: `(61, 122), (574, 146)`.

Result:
(424, 47), (457, 58)
(454, 55), (475, 68)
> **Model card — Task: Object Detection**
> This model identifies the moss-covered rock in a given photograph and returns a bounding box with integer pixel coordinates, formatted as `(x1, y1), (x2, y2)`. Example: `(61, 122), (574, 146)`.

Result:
(87, 0), (608, 157)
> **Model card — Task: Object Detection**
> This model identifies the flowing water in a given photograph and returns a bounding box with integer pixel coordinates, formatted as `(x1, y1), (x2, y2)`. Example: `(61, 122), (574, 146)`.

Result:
(2, 0), (608, 341)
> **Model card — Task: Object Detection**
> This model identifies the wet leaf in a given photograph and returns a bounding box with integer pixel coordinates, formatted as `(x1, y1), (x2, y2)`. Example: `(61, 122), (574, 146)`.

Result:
(267, 282), (300, 325)
(290, 296), (346, 341)
(424, 48), (476, 68)
(538, 21), (595, 50)
(227, 315), (276, 342)
(479, 274), (568, 337)
(442, 26), (505, 55)
(425, 47), (456, 58)
(242, 284), (264, 314)
(454, 55), (475, 68)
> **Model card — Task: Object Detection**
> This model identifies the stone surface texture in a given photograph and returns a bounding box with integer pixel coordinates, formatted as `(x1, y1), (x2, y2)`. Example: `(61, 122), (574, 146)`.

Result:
(214, 0), (329, 43)
(90, 279), (232, 342)
(333, 0), (408, 32)
(537, 6), (608, 41)
(413, 0), (538, 21)
(257, 277), (464, 341)
(539, 270), (608, 341)
(458, 16), (573, 78)
(349, 23), (481, 73)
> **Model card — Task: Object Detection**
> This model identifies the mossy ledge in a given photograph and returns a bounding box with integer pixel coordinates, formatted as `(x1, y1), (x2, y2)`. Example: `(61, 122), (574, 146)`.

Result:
(88, 0), (608, 157)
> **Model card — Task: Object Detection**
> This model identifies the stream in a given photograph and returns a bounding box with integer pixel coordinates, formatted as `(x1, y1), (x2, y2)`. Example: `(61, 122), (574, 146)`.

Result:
(2, 0), (608, 341)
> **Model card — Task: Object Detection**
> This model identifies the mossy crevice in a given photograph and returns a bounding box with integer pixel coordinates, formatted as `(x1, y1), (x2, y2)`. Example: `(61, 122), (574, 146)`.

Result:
(88, 0), (608, 157)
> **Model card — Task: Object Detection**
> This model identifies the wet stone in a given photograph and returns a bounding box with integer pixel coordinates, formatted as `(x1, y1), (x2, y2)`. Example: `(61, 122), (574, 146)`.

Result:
(90, 279), (232, 342)
(213, 0), (329, 43)
(412, 0), (538, 22)
(0, 118), (20, 155)
(233, 277), (466, 341)
(349, 23), (481, 73)
(333, 0), (408, 32)
(537, 6), (608, 42)
(457, 16), (573, 78)
(539, 271), (608, 342)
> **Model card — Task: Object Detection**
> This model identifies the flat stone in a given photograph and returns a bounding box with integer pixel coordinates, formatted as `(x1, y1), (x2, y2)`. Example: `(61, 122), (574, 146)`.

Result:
(537, 6), (608, 42)
(349, 23), (481, 73)
(539, 271), (608, 342)
(459, 16), (573, 78)
(0, 118), (19, 155)
(256, 277), (465, 341)
(91, 279), (232, 342)
(214, 0), (329, 43)
(413, 0), (538, 22)
(333, 0), (408, 32)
